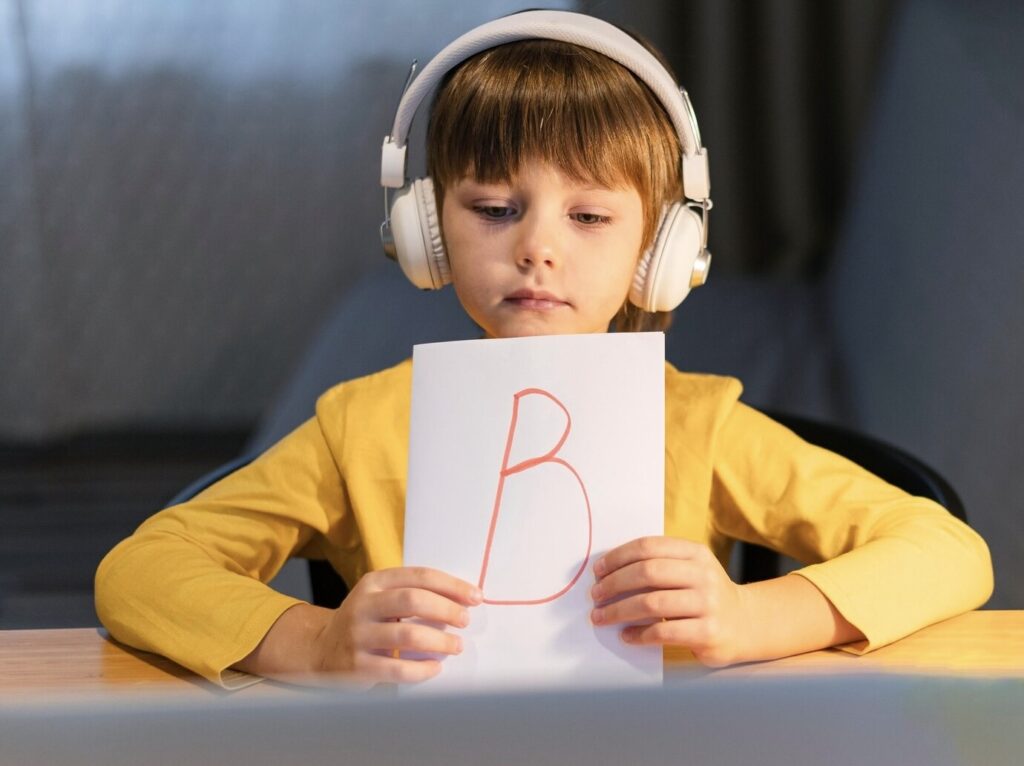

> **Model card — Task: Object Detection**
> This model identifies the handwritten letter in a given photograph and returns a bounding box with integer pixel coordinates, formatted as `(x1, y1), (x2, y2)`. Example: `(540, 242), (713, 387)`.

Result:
(479, 388), (592, 605)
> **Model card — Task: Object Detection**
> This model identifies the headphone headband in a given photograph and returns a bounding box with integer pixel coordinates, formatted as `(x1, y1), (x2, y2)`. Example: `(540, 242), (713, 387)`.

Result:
(380, 10), (710, 200)
(379, 10), (713, 312)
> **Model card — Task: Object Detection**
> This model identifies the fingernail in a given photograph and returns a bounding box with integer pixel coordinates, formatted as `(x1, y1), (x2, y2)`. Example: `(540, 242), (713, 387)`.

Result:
(453, 635), (463, 654)
(469, 587), (483, 604)
(593, 558), (606, 576)
(459, 610), (470, 627)
(620, 630), (634, 644)
(591, 608), (604, 625)
(590, 583), (603, 601)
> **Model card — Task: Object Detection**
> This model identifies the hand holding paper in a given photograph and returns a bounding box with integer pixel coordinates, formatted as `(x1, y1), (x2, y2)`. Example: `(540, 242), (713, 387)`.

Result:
(234, 566), (482, 686)
(590, 536), (748, 667)
(318, 567), (484, 683)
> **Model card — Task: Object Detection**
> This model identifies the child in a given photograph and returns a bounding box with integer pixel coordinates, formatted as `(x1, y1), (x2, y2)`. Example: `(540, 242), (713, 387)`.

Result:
(95, 10), (992, 688)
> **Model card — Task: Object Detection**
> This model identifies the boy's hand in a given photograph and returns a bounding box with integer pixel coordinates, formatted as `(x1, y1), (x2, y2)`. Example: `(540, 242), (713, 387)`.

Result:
(238, 567), (481, 686)
(312, 566), (483, 684)
(589, 536), (750, 667)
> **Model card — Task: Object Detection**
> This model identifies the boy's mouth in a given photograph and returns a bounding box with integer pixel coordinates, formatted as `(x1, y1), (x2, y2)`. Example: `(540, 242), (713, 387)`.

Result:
(504, 289), (569, 310)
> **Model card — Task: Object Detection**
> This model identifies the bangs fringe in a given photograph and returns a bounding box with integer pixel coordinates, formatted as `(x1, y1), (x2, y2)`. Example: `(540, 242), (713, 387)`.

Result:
(428, 41), (680, 249)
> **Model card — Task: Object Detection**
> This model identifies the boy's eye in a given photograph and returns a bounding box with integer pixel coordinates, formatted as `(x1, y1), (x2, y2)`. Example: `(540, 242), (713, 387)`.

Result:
(573, 212), (612, 226)
(473, 205), (515, 220)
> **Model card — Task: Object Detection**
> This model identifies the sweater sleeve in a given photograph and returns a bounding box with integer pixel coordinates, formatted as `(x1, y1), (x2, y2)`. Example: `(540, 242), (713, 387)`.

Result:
(94, 415), (346, 687)
(710, 402), (993, 652)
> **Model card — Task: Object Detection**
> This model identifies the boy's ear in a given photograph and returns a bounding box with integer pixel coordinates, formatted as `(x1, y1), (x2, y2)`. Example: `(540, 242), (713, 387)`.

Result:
(629, 203), (710, 312)
(388, 177), (450, 290)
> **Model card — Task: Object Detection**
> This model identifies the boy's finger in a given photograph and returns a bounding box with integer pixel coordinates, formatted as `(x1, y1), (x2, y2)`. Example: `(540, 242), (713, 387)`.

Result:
(591, 588), (703, 627)
(357, 621), (463, 656)
(619, 618), (733, 664)
(594, 536), (705, 578)
(591, 558), (703, 602)
(369, 587), (472, 627)
(364, 566), (483, 605)
(352, 653), (444, 685)
(619, 619), (689, 647)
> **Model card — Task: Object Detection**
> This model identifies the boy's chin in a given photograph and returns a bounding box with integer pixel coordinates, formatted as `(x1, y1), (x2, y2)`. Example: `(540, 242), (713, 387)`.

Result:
(484, 325), (609, 340)
(470, 308), (613, 339)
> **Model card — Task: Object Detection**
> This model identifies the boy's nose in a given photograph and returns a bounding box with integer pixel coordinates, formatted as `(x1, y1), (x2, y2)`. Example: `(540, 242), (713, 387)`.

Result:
(515, 212), (561, 270)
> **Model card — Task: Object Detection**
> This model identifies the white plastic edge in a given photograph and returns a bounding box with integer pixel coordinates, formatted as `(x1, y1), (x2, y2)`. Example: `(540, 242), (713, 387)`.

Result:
(381, 138), (408, 189)
(682, 149), (710, 201)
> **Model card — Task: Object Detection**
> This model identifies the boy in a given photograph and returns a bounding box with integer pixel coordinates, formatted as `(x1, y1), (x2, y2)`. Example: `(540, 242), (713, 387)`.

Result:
(96, 11), (992, 688)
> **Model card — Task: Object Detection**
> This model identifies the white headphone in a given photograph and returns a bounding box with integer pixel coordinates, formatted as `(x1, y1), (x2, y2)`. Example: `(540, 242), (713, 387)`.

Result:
(379, 10), (712, 313)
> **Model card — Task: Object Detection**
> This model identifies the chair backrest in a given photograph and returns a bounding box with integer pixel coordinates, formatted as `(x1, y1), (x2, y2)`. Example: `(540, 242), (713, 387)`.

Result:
(163, 455), (255, 508)
(767, 411), (966, 521)
(738, 410), (966, 583)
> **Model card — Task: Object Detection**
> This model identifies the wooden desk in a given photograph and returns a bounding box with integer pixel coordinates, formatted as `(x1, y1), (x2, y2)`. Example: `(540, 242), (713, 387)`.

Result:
(0, 627), (296, 701)
(688, 608), (1024, 679)
(2, 610), (1022, 701)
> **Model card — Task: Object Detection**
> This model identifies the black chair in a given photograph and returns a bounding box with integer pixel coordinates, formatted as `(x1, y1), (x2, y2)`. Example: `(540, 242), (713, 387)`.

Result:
(166, 412), (965, 603)
(738, 411), (967, 583)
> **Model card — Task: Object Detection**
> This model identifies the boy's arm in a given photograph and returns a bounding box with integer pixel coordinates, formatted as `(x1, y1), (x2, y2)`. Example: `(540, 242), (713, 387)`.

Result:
(95, 417), (338, 686)
(233, 568), (482, 686)
(710, 402), (993, 653)
(738, 573), (863, 660)
(593, 385), (992, 665)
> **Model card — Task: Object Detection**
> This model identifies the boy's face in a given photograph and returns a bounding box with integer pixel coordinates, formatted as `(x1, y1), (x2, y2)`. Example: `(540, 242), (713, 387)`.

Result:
(442, 160), (644, 338)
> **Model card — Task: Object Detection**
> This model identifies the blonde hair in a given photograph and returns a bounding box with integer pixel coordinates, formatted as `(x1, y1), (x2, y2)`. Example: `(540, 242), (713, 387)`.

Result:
(426, 38), (682, 332)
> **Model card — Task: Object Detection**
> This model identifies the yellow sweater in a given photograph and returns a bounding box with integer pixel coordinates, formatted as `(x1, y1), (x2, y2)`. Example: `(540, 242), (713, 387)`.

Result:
(95, 360), (993, 685)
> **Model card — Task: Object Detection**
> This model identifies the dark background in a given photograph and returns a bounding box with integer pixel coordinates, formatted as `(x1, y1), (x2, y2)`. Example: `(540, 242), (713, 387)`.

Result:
(0, 0), (895, 442)
(6, 0), (1021, 629)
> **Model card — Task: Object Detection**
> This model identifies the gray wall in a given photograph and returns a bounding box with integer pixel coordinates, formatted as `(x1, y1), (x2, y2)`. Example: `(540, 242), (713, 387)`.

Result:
(0, 0), (569, 440)
(2, 0), (896, 441)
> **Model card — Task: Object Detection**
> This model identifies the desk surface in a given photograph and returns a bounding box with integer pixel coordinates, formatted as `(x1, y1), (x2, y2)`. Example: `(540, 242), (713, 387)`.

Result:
(2, 610), (1022, 701)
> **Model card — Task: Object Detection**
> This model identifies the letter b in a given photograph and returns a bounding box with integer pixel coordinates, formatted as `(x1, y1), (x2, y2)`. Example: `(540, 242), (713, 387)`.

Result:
(477, 388), (592, 605)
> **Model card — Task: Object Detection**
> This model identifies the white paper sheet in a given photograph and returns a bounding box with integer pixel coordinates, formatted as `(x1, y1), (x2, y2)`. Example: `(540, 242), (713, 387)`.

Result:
(403, 333), (664, 692)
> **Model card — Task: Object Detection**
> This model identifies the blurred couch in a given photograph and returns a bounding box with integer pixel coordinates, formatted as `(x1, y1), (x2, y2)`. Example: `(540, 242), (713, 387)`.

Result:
(250, 0), (1024, 608)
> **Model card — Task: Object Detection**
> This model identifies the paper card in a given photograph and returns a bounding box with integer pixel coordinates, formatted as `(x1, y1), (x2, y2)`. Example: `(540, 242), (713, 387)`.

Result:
(403, 332), (664, 692)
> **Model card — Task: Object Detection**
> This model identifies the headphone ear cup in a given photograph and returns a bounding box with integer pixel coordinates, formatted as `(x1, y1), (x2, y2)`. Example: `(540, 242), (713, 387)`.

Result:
(630, 203), (706, 312)
(389, 177), (450, 290)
